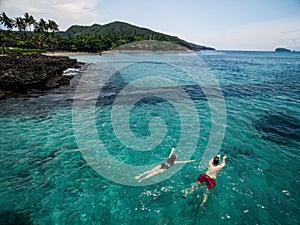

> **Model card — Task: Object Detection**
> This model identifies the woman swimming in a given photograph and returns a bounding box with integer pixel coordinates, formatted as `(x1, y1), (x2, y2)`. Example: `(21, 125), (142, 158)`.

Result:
(135, 148), (195, 182)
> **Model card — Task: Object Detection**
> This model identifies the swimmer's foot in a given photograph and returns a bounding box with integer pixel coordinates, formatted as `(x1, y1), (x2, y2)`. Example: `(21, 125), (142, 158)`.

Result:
(199, 205), (205, 216)
(181, 190), (188, 198)
(200, 201), (206, 208)
(134, 175), (140, 180)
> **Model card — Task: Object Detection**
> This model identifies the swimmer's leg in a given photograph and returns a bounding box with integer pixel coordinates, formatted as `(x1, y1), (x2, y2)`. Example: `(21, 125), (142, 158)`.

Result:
(200, 188), (209, 207)
(182, 182), (199, 198)
(135, 165), (161, 180)
(138, 168), (165, 182)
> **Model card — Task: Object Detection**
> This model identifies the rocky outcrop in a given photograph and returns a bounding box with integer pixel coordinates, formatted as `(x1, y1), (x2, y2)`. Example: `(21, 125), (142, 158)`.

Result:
(0, 54), (81, 98)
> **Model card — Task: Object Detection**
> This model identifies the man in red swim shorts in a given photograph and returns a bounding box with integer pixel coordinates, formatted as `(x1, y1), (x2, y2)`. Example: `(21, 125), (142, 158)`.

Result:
(182, 155), (227, 207)
(198, 155), (227, 206)
(197, 173), (216, 190)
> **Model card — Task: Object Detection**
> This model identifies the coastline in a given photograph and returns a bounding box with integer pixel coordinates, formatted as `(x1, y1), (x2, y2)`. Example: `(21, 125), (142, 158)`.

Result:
(1, 49), (190, 99)
(42, 48), (193, 56)
(106, 49), (190, 53)
(42, 51), (95, 56)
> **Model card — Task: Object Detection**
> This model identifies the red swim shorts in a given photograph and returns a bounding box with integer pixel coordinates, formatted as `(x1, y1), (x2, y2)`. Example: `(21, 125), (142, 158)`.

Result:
(197, 173), (216, 190)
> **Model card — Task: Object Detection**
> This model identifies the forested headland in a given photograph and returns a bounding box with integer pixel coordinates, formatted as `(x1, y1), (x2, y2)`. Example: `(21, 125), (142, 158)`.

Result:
(0, 12), (214, 54)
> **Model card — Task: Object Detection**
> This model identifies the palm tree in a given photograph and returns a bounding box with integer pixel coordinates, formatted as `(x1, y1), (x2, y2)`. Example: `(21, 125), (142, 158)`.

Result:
(34, 18), (47, 33)
(47, 20), (59, 49)
(0, 12), (13, 53)
(0, 13), (3, 30)
(14, 17), (26, 32)
(0, 12), (13, 30)
(33, 19), (48, 48)
(23, 13), (30, 31)
(47, 20), (59, 32)
(23, 13), (35, 31)
(29, 15), (35, 32)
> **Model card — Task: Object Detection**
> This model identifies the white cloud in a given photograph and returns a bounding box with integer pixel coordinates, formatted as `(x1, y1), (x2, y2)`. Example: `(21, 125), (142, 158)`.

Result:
(1, 0), (99, 30)
(197, 17), (300, 50)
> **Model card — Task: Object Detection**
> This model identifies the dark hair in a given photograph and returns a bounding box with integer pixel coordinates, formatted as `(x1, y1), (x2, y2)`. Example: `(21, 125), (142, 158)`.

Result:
(167, 154), (177, 165)
(213, 156), (220, 165)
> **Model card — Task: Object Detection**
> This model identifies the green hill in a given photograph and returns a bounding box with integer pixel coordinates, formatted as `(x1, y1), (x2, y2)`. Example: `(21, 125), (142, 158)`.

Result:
(61, 21), (214, 51)
(0, 12), (214, 53)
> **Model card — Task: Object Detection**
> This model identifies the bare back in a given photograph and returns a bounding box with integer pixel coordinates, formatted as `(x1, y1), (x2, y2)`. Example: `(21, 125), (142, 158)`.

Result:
(205, 157), (226, 179)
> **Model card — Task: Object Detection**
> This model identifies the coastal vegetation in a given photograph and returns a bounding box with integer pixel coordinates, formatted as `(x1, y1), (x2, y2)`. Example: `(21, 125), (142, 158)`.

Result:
(0, 12), (214, 54)
(0, 12), (59, 53)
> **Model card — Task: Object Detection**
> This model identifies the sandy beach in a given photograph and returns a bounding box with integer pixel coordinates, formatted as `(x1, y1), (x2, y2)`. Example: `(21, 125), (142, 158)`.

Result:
(42, 51), (95, 56)
(42, 49), (189, 56)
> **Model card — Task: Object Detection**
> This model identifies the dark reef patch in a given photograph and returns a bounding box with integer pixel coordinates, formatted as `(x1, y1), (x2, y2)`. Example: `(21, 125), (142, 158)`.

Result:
(0, 210), (33, 225)
(253, 111), (300, 145)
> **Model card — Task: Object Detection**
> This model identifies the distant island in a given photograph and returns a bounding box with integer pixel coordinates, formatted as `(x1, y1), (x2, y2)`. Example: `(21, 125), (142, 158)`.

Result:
(275, 47), (291, 52)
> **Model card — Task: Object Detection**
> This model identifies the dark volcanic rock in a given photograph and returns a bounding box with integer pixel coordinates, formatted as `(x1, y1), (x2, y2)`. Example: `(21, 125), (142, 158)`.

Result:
(0, 54), (80, 97)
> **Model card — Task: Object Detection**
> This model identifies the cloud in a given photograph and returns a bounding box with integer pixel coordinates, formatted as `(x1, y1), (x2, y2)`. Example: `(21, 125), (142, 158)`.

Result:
(198, 17), (300, 50)
(1, 0), (99, 30)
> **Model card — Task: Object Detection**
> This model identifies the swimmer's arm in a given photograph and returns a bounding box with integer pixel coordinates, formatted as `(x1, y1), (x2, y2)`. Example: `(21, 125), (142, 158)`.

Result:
(220, 156), (227, 168)
(174, 160), (196, 164)
(168, 148), (176, 157)
(208, 158), (214, 167)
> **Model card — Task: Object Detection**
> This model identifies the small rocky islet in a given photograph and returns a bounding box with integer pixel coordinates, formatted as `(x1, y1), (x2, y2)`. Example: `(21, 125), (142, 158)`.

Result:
(0, 54), (83, 98)
(275, 47), (291, 52)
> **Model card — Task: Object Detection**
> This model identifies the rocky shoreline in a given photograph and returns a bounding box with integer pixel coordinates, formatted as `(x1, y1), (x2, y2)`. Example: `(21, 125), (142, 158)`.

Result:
(0, 54), (83, 98)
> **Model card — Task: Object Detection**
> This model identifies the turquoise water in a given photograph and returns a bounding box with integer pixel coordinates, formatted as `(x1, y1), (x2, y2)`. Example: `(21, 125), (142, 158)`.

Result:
(0, 51), (299, 224)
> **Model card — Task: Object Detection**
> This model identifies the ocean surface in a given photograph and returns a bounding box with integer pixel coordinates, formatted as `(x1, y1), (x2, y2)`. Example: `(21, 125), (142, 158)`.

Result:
(0, 50), (299, 225)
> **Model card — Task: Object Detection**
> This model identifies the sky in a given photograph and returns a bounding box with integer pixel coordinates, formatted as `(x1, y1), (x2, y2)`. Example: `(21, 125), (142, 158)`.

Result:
(1, 0), (300, 50)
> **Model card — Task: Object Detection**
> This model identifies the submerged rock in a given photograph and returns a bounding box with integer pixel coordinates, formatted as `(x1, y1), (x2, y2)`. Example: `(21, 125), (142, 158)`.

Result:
(0, 210), (33, 225)
(253, 111), (300, 145)
(0, 54), (81, 98)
